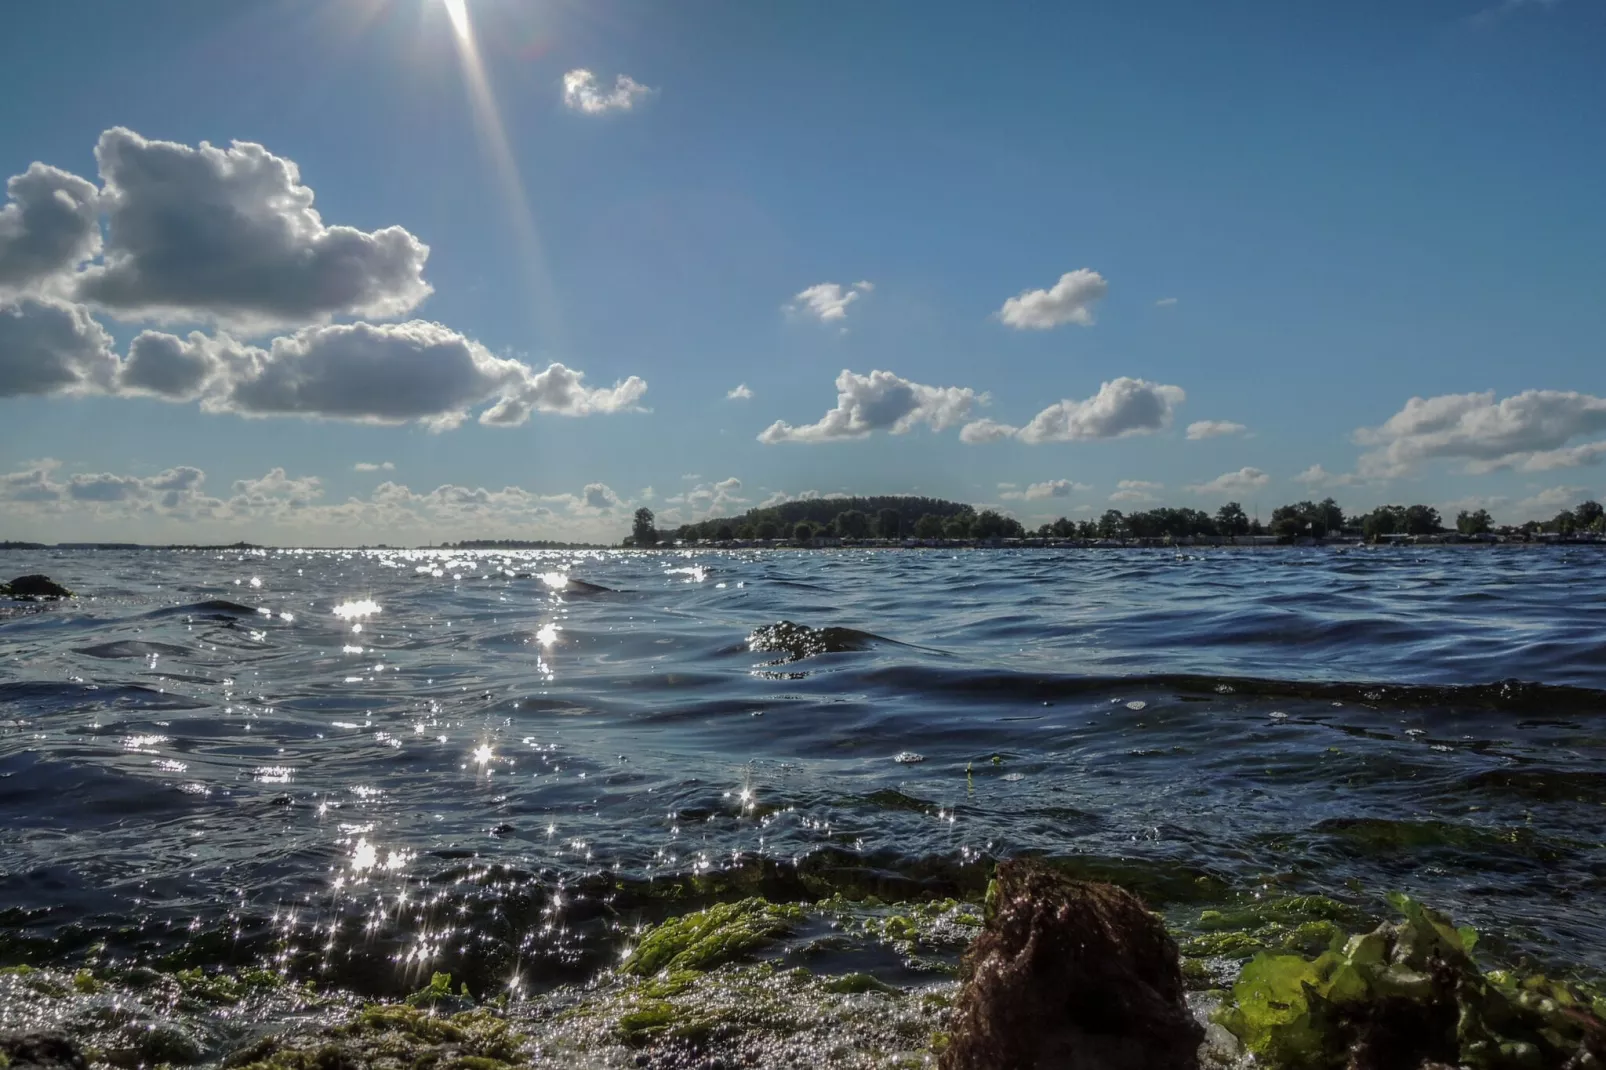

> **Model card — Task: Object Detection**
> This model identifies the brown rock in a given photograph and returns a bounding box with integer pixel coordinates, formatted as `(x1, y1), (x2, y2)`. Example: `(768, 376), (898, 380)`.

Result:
(939, 859), (1203, 1070)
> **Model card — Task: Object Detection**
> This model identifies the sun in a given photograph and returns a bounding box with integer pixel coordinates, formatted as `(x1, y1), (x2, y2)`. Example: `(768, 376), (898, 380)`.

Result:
(442, 0), (470, 38)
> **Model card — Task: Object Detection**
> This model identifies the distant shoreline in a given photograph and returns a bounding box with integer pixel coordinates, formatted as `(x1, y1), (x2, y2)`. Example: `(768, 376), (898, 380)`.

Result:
(4, 536), (1604, 552)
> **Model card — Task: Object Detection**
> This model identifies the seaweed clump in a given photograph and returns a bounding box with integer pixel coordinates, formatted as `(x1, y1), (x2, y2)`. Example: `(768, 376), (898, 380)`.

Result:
(1216, 892), (1606, 1069)
(621, 898), (802, 977)
(939, 858), (1203, 1070)
(1, 576), (73, 600)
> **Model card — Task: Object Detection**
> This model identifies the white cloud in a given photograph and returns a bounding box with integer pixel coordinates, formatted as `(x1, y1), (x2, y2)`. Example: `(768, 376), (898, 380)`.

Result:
(354, 461), (395, 472)
(757, 488), (851, 509)
(1001, 479), (1091, 502)
(663, 477), (747, 522)
(1109, 479), (1162, 504)
(998, 269), (1108, 329)
(0, 163), (101, 294)
(1155, 297), (1178, 308)
(1515, 484), (1589, 517)
(1187, 467), (1270, 496)
(1355, 389), (1606, 478)
(1466, 440), (1606, 474)
(1016, 378), (1186, 444)
(76, 128), (431, 332)
(479, 359), (648, 425)
(1294, 464), (1360, 489)
(0, 298), (118, 397)
(787, 281), (872, 324)
(118, 328), (243, 399)
(996, 482), (1017, 490)
(758, 368), (982, 444)
(562, 70), (655, 114)
(960, 418), (1018, 445)
(1186, 419), (1247, 440)
(726, 383), (753, 401)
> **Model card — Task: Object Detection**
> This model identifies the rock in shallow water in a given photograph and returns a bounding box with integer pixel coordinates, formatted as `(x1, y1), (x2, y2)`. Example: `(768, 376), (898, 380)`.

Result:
(2, 575), (73, 600)
(940, 859), (1203, 1070)
(0, 1033), (88, 1070)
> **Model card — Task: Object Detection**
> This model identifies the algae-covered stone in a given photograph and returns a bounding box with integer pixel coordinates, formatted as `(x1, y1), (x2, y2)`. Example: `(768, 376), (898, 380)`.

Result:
(940, 859), (1203, 1070)
(227, 1004), (526, 1070)
(0, 1034), (87, 1070)
(621, 898), (802, 977)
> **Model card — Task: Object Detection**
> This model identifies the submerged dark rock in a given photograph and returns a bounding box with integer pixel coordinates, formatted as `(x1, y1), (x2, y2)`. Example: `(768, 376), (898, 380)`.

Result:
(746, 620), (883, 663)
(940, 859), (1202, 1070)
(2, 575), (73, 600)
(0, 1033), (89, 1070)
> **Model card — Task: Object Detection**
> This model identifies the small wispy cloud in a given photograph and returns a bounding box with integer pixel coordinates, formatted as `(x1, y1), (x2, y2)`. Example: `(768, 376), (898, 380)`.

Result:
(562, 70), (655, 114)
(1470, 0), (1563, 27)
(1155, 297), (1178, 308)
(354, 461), (395, 473)
(786, 281), (873, 324)
(726, 383), (753, 401)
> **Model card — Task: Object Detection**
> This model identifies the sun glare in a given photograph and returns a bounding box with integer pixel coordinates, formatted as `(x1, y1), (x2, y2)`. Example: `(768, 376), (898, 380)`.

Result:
(442, 0), (470, 38)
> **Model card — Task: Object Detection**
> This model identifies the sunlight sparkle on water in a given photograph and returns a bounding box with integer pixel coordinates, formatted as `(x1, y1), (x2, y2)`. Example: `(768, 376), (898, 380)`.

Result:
(332, 599), (381, 619)
(473, 744), (493, 766)
(535, 622), (559, 646)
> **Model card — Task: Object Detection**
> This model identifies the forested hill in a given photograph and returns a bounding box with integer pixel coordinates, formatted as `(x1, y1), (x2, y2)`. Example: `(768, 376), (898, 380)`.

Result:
(672, 496), (973, 542)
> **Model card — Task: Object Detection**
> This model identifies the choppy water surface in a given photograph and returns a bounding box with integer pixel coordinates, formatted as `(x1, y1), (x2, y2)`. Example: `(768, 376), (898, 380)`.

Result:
(2, 545), (1604, 1000)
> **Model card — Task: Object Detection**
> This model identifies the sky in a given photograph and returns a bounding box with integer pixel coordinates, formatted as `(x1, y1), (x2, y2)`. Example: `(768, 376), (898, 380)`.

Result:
(1, 0), (1604, 544)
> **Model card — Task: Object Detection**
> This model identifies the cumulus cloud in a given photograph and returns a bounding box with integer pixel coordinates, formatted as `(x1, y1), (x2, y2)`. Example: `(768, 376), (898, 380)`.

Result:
(726, 383), (753, 400)
(758, 368), (982, 444)
(663, 477), (747, 521)
(117, 328), (244, 399)
(998, 269), (1108, 329)
(0, 298), (118, 397)
(1466, 440), (1606, 474)
(0, 163), (101, 292)
(1355, 389), (1606, 478)
(1294, 464), (1360, 489)
(479, 360), (648, 426)
(758, 488), (851, 509)
(1515, 484), (1589, 516)
(1187, 467), (1270, 496)
(0, 461), (212, 514)
(960, 418), (1018, 445)
(1109, 480), (1162, 504)
(1016, 378), (1185, 444)
(787, 281), (872, 324)
(75, 128), (430, 332)
(562, 70), (655, 114)
(354, 461), (395, 472)
(1000, 479), (1091, 502)
(1186, 419), (1247, 440)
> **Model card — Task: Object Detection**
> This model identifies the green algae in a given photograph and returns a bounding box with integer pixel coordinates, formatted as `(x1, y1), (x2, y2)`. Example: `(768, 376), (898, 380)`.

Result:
(621, 897), (802, 977)
(1214, 892), (1606, 1068)
(229, 1004), (526, 1070)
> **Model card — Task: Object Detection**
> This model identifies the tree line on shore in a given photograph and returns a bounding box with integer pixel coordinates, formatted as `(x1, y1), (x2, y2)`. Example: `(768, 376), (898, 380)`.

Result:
(628, 495), (1606, 546)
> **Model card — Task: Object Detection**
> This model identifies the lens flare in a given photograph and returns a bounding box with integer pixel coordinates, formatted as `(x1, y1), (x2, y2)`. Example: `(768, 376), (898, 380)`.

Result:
(438, 0), (563, 348)
(442, 0), (469, 38)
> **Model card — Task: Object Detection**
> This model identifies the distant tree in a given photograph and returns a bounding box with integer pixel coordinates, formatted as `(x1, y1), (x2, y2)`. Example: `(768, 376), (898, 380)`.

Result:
(972, 510), (1007, 539)
(715, 523), (735, 541)
(1076, 520), (1098, 539)
(793, 522), (814, 542)
(1216, 502), (1250, 537)
(836, 509), (871, 539)
(1314, 498), (1345, 535)
(944, 512), (973, 539)
(1362, 505), (1406, 540)
(632, 507), (659, 547)
(914, 513), (945, 538)
(876, 508), (902, 540)
(1456, 509), (1493, 536)
(737, 523), (757, 540)
(1000, 516), (1026, 539)
(676, 524), (699, 543)
(1035, 523), (1054, 538)
(1051, 517), (1076, 539)
(756, 520), (779, 540)
(1551, 510), (1578, 535)
(1575, 500), (1604, 531)
(1404, 504), (1441, 535)
(1097, 510), (1125, 539)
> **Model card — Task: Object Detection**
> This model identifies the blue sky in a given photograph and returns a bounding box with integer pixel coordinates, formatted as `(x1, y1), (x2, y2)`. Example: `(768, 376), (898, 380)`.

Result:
(1, 0), (1603, 542)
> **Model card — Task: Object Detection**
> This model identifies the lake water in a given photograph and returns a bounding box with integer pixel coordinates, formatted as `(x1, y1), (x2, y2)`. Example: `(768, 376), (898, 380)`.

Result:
(2, 545), (1604, 1003)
